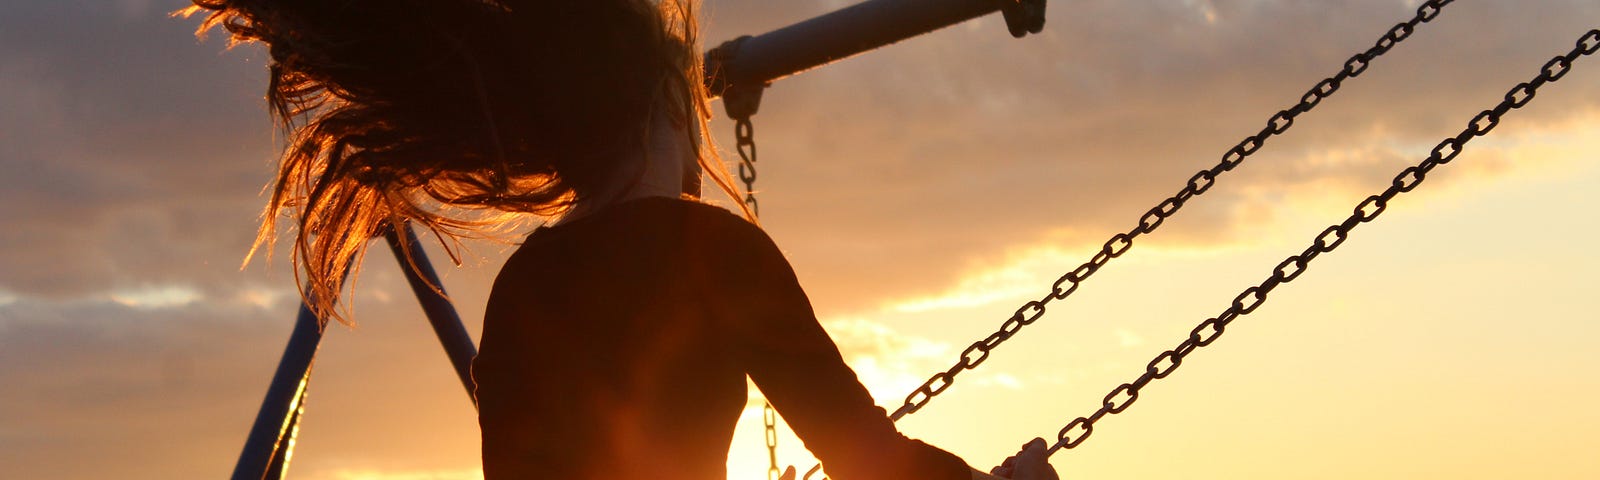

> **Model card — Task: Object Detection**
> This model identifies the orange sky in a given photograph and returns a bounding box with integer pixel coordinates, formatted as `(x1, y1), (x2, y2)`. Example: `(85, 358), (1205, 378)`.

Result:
(2, 1), (1598, 479)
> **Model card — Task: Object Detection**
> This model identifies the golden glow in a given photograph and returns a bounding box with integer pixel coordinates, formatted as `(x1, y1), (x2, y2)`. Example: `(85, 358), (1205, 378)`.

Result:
(715, 116), (1600, 479)
(10, 2), (1600, 479)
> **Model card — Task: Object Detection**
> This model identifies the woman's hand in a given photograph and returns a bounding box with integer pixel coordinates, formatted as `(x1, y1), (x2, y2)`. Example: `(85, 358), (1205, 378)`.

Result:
(988, 438), (1059, 480)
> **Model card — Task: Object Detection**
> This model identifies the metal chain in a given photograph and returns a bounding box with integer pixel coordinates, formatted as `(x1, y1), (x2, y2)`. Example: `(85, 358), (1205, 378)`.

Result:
(888, 0), (1458, 422)
(763, 402), (780, 480)
(1042, 28), (1600, 455)
(733, 113), (781, 480)
(736, 117), (760, 217)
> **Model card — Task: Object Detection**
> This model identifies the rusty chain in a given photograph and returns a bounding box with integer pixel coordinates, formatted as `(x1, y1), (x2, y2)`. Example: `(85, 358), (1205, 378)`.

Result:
(887, 0), (1460, 422)
(1042, 27), (1600, 455)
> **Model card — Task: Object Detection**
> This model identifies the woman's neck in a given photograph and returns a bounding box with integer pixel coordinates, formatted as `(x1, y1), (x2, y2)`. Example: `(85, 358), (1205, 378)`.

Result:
(556, 109), (702, 226)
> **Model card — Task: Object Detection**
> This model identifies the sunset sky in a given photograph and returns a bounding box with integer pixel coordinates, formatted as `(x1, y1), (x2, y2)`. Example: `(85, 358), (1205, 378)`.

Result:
(3, 1), (1598, 479)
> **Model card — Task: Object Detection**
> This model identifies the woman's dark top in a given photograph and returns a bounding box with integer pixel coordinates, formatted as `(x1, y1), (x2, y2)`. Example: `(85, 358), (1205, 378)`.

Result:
(473, 197), (970, 480)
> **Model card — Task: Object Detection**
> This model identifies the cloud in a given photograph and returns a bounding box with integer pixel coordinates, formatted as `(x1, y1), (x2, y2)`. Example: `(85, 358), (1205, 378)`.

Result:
(826, 315), (1040, 405)
(738, 0), (1600, 314)
(0, 281), (488, 480)
(0, 298), (292, 479)
(0, 0), (276, 299)
(969, 372), (1024, 390)
(1113, 328), (1146, 348)
(108, 283), (203, 308)
(732, 317), (954, 405)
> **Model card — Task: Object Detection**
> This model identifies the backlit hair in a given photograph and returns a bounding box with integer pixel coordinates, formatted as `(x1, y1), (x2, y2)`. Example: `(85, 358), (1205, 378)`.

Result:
(182, 0), (746, 324)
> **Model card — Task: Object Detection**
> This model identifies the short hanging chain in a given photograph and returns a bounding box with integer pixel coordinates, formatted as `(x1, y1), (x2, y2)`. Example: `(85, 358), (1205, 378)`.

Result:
(1042, 27), (1600, 455)
(887, 0), (1458, 422)
(736, 117), (760, 217)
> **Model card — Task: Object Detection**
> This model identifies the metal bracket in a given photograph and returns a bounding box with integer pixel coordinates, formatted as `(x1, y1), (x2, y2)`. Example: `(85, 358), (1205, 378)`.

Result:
(724, 83), (766, 121)
(709, 35), (769, 120)
(1000, 0), (1047, 38)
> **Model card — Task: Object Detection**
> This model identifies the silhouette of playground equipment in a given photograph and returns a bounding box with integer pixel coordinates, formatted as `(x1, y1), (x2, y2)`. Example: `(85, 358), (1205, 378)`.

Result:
(228, 1), (1599, 478)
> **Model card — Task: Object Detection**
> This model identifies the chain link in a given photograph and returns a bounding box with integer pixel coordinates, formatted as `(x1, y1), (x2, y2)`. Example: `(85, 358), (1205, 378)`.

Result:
(1042, 27), (1600, 455)
(888, 0), (1460, 422)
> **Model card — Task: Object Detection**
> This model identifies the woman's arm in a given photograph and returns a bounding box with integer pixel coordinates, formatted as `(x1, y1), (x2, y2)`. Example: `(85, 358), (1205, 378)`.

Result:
(708, 220), (969, 480)
(705, 212), (1059, 480)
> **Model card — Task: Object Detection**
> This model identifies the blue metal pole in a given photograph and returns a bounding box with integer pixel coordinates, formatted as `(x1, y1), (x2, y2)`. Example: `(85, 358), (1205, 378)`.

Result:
(232, 226), (477, 480)
(231, 298), (325, 480)
(384, 224), (479, 407)
(261, 369), (310, 480)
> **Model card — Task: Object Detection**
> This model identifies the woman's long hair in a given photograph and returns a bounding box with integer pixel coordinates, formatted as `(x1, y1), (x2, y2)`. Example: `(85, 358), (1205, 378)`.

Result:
(183, 0), (745, 324)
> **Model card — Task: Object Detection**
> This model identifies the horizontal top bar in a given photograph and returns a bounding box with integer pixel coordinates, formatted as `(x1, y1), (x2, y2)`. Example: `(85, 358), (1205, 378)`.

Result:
(705, 0), (1006, 96)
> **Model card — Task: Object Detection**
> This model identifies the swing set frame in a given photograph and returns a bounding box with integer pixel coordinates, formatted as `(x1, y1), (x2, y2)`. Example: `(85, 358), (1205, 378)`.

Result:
(228, 0), (1600, 478)
(229, 1), (1044, 479)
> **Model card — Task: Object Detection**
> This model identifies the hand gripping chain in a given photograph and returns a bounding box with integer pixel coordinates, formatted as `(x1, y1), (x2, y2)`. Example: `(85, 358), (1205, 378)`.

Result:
(1043, 28), (1600, 455)
(888, 0), (1459, 423)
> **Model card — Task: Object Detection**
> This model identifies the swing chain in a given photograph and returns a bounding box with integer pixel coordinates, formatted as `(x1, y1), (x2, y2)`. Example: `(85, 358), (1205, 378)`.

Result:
(737, 117), (760, 216)
(730, 112), (779, 480)
(889, 0), (1459, 421)
(763, 402), (781, 480)
(715, 35), (780, 478)
(734, 113), (778, 480)
(1044, 27), (1600, 455)
(727, 99), (778, 480)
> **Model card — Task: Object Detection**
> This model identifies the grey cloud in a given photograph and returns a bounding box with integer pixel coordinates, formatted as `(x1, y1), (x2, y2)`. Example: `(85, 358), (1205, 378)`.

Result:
(0, 299), (290, 479)
(0, 263), (489, 479)
(1, 0), (275, 298)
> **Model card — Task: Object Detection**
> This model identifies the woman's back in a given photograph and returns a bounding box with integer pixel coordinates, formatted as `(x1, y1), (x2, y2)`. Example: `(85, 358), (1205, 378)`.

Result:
(476, 198), (747, 478)
(474, 198), (970, 480)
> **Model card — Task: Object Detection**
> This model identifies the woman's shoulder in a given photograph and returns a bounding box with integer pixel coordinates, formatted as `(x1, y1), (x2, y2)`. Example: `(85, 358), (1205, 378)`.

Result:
(514, 197), (773, 256)
(651, 198), (781, 262)
(547, 197), (756, 233)
(659, 197), (756, 228)
(631, 197), (785, 265)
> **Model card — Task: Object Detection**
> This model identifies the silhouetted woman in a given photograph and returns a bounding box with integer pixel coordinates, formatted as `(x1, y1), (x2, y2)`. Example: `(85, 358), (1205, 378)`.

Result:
(186, 1), (1059, 478)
